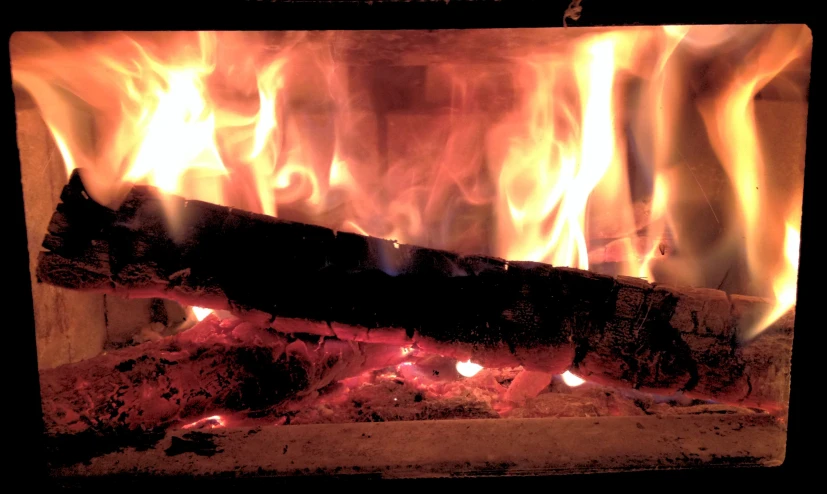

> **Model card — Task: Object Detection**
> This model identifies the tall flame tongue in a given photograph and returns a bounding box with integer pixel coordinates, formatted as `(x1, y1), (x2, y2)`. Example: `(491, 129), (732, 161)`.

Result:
(491, 36), (622, 268)
(11, 27), (810, 325)
(698, 25), (810, 338)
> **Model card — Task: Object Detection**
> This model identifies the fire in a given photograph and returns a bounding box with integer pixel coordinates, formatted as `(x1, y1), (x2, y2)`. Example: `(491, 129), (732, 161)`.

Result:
(191, 307), (213, 322)
(699, 25), (810, 336)
(181, 415), (225, 430)
(778, 222), (802, 308)
(123, 61), (227, 199)
(633, 27), (689, 281)
(492, 36), (623, 269)
(638, 173), (673, 280)
(50, 130), (78, 174)
(10, 27), (810, 325)
(756, 220), (801, 336)
(561, 371), (586, 387)
(456, 360), (484, 378)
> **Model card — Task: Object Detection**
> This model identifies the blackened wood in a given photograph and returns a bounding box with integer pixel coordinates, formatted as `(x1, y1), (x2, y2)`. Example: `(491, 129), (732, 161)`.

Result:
(37, 170), (794, 409)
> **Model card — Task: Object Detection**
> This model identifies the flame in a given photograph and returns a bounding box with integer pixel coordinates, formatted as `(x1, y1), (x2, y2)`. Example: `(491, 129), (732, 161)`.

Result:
(456, 360), (483, 378)
(633, 28), (688, 281)
(122, 61), (227, 198)
(49, 128), (78, 175)
(776, 222), (801, 307)
(10, 27), (809, 326)
(10, 32), (291, 213)
(492, 36), (623, 269)
(182, 415), (225, 429)
(699, 25), (810, 336)
(561, 370), (586, 387)
(191, 307), (213, 322)
(638, 173), (674, 280)
(755, 220), (801, 335)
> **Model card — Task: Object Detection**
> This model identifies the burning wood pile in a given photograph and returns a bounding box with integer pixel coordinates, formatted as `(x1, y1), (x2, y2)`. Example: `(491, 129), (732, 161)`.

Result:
(12, 25), (810, 473)
(37, 170), (793, 464)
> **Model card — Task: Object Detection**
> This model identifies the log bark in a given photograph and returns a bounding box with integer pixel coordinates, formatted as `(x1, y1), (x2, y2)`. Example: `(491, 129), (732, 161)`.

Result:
(40, 314), (406, 465)
(37, 170), (794, 409)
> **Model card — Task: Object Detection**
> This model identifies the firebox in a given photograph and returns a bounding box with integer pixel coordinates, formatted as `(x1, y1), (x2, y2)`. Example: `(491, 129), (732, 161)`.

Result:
(5, 0), (819, 484)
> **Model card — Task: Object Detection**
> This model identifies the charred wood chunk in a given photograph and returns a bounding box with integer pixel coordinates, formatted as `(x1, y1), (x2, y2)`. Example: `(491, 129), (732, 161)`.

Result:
(39, 315), (407, 464)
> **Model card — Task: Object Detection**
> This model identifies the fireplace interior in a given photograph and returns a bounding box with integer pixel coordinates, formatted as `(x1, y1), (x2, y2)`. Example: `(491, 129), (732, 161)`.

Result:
(9, 22), (811, 478)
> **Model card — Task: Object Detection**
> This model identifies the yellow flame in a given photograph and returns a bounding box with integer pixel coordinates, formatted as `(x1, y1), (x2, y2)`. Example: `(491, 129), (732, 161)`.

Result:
(191, 307), (213, 321)
(638, 173), (672, 280)
(634, 27), (688, 280)
(756, 221), (801, 333)
(248, 59), (287, 217)
(456, 360), (483, 378)
(777, 222), (801, 305)
(700, 25), (810, 335)
(123, 67), (228, 197)
(561, 370), (586, 387)
(48, 126), (77, 175)
(494, 35), (626, 270)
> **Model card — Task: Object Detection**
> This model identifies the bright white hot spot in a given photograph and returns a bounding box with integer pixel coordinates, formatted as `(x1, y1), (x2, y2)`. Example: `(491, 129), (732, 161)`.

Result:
(562, 370), (586, 387)
(456, 360), (484, 378)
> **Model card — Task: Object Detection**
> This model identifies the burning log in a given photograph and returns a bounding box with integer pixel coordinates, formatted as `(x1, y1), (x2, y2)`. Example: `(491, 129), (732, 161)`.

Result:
(40, 315), (406, 440)
(37, 170), (794, 409)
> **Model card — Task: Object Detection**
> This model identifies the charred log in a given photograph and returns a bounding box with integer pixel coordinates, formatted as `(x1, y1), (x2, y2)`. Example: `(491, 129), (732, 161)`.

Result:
(40, 315), (406, 464)
(37, 170), (794, 409)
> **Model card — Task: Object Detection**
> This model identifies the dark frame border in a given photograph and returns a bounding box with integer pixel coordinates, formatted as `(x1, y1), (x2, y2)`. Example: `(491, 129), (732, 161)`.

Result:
(3, 0), (820, 488)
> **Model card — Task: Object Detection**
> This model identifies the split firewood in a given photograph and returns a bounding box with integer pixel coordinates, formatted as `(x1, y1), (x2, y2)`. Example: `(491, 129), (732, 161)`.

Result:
(37, 170), (794, 409)
(40, 315), (408, 439)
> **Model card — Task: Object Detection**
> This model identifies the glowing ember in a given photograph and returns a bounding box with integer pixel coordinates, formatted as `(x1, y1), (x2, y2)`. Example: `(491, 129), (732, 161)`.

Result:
(456, 360), (484, 378)
(561, 371), (586, 387)
(181, 415), (225, 430)
(191, 307), (213, 321)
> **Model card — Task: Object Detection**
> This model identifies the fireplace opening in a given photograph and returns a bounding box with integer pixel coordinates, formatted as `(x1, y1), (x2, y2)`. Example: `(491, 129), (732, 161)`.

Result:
(10, 24), (811, 477)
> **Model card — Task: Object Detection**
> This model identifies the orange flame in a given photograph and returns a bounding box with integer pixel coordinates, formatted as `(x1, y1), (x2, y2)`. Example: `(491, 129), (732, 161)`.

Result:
(699, 25), (810, 336)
